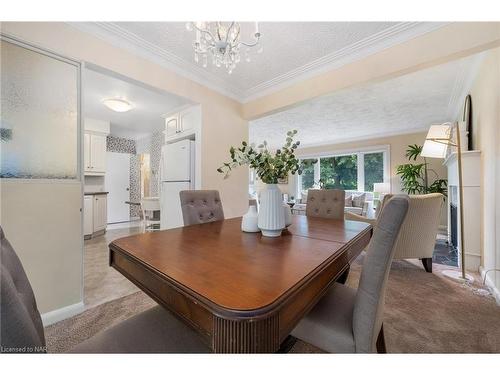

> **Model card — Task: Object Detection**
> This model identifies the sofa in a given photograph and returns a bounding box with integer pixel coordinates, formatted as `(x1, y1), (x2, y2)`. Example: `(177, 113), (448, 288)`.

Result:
(294, 189), (373, 217)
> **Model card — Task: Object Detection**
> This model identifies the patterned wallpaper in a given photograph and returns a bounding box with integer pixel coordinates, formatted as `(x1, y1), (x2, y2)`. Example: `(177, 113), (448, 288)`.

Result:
(107, 135), (136, 154)
(106, 135), (140, 218)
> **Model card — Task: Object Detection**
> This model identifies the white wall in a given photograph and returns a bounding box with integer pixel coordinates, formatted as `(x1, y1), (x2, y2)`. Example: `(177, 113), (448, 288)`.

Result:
(466, 47), (500, 301)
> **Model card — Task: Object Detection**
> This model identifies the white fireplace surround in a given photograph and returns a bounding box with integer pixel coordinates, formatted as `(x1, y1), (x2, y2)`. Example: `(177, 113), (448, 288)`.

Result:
(444, 150), (481, 271)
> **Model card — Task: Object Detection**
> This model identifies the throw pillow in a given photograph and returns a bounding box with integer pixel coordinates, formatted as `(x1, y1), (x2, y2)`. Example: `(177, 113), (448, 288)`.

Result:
(345, 195), (353, 207)
(352, 193), (366, 208)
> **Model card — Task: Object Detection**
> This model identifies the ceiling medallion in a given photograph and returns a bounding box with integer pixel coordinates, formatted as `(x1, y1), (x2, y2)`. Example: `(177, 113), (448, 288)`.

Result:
(186, 22), (262, 74)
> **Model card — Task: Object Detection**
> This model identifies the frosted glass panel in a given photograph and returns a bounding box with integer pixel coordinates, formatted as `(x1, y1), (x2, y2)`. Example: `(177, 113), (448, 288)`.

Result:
(1, 40), (78, 179)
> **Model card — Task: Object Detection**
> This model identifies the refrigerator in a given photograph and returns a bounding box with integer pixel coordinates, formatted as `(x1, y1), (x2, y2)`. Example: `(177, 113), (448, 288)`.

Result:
(160, 139), (195, 230)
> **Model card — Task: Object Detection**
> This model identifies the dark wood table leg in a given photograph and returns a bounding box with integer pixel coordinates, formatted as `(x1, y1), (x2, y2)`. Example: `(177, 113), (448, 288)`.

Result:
(336, 265), (350, 284)
(276, 335), (297, 353)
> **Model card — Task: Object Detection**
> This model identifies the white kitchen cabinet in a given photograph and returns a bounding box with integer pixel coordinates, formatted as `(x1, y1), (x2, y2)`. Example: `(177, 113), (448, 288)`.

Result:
(85, 132), (107, 175)
(84, 133), (91, 172)
(165, 115), (179, 138)
(84, 193), (107, 239)
(90, 134), (107, 173)
(83, 196), (93, 237)
(93, 194), (107, 232)
(164, 106), (200, 143)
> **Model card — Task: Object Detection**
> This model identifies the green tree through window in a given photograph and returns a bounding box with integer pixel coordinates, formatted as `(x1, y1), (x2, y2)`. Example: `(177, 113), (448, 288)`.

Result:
(300, 158), (316, 193)
(364, 152), (384, 191)
(320, 155), (357, 190)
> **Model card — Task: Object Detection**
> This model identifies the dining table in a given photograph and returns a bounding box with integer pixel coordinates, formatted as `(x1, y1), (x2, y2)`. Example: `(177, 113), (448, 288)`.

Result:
(108, 214), (372, 353)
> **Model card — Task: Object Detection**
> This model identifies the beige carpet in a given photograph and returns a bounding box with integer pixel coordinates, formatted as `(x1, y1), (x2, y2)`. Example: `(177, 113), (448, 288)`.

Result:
(46, 253), (500, 353)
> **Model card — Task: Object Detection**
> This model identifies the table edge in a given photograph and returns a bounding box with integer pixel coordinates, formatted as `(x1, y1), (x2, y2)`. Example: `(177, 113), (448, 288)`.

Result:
(108, 224), (372, 320)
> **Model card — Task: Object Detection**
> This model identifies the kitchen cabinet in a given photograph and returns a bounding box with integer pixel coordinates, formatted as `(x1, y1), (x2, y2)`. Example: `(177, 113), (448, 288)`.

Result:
(93, 194), (107, 232)
(83, 193), (107, 239)
(84, 196), (93, 237)
(84, 132), (107, 175)
(164, 106), (200, 143)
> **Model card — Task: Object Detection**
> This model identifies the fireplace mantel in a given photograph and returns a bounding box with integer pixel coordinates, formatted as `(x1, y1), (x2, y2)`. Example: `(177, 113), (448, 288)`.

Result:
(444, 150), (481, 271)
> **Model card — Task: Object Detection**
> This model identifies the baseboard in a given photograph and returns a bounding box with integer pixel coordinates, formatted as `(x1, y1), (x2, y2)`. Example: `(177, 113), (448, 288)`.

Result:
(41, 301), (85, 327)
(479, 266), (500, 306)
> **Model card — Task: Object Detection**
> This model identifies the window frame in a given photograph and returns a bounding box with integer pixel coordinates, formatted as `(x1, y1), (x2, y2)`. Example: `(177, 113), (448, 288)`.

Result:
(297, 144), (390, 196)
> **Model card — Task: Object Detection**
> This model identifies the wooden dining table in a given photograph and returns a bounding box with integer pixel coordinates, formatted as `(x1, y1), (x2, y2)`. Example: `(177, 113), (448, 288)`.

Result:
(109, 215), (372, 353)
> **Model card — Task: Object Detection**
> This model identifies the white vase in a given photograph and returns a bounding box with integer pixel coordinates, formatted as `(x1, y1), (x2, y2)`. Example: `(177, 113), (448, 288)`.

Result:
(241, 206), (260, 233)
(283, 203), (292, 227)
(258, 184), (285, 237)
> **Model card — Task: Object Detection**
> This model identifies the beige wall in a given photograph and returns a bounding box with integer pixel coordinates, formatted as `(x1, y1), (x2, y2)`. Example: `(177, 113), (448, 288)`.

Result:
(0, 22), (248, 316)
(0, 181), (83, 314)
(467, 47), (500, 292)
(243, 23), (500, 121)
(1, 22), (249, 219)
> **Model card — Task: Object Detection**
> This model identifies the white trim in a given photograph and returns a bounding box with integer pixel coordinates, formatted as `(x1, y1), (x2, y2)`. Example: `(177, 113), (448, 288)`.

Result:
(242, 22), (448, 102)
(67, 22), (242, 101)
(297, 128), (428, 150)
(480, 267), (500, 306)
(297, 144), (390, 196)
(68, 22), (448, 103)
(41, 301), (85, 327)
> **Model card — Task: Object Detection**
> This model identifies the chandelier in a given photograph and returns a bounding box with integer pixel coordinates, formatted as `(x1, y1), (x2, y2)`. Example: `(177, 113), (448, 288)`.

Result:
(186, 22), (262, 74)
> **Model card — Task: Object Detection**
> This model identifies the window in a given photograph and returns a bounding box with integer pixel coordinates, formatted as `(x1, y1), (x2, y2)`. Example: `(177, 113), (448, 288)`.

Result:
(298, 147), (388, 196)
(320, 155), (358, 190)
(363, 152), (384, 191)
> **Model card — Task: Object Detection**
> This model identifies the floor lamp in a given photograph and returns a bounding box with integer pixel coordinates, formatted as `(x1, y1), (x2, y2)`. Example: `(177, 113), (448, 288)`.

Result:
(421, 122), (473, 282)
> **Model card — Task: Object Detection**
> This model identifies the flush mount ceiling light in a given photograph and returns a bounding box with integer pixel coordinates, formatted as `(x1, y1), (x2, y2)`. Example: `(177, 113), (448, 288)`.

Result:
(186, 22), (262, 74)
(102, 98), (133, 112)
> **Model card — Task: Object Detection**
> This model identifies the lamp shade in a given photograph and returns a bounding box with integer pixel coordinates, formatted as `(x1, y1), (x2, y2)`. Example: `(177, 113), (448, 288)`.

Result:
(421, 139), (448, 158)
(425, 124), (452, 141)
(373, 182), (390, 194)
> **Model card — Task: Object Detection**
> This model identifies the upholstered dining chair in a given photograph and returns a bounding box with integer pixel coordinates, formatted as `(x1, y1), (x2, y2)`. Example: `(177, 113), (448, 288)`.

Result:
(306, 189), (345, 220)
(345, 193), (444, 273)
(179, 190), (225, 226)
(0, 226), (210, 353)
(291, 195), (410, 353)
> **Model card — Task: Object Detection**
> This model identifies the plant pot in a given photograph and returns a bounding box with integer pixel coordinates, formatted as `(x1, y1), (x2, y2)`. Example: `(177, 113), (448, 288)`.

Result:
(241, 205), (260, 233)
(258, 184), (285, 237)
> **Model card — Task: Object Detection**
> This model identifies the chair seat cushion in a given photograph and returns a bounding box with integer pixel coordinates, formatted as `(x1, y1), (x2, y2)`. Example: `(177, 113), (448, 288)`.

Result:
(71, 305), (211, 353)
(291, 283), (356, 353)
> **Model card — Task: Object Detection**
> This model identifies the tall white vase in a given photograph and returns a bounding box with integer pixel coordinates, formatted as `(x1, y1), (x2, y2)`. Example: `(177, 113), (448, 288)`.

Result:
(258, 184), (285, 237)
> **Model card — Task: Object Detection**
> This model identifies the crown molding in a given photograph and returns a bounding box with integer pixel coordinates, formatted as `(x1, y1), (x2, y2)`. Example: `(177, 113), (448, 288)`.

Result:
(242, 22), (449, 102)
(69, 22), (448, 104)
(294, 127), (430, 150)
(446, 51), (486, 120)
(67, 22), (243, 101)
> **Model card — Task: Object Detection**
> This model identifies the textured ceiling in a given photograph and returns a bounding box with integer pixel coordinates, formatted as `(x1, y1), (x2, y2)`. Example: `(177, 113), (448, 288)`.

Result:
(72, 22), (446, 101)
(249, 54), (482, 149)
(84, 67), (190, 140)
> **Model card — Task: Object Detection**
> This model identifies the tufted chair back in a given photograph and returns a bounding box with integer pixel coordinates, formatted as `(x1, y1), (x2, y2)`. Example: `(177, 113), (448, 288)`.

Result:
(305, 189), (345, 219)
(1, 226), (46, 353)
(179, 190), (225, 226)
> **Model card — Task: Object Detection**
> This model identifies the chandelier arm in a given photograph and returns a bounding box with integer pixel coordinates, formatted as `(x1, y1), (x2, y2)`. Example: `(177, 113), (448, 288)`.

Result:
(240, 34), (261, 47)
(191, 24), (217, 45)
(225, 22), (235, 43)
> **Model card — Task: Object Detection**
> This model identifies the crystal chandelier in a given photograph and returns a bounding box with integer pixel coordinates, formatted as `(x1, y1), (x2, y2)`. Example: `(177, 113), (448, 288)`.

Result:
(186, 22), (262, 74)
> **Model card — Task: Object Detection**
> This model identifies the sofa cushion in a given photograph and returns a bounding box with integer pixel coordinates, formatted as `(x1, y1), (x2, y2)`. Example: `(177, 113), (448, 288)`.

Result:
(345, 195), (353, 207)
(352, 193), (366, 208)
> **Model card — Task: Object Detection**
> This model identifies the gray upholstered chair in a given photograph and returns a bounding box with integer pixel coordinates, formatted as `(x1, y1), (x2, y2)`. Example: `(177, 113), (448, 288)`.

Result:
(179, 190), (225, 226)
(305, 189), (345, 220)
(1, 226), (46, 353)
(0, 226), (210, 354)
(291, 195), (410, 353)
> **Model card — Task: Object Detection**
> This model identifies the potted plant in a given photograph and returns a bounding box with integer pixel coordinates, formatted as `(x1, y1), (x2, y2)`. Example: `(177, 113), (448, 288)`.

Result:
(396, 144), (448, 196)
(218, 130), (313, 237)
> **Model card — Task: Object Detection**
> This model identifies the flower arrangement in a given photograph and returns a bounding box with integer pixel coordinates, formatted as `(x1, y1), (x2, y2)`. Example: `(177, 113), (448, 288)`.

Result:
(217, 130), (314, 184)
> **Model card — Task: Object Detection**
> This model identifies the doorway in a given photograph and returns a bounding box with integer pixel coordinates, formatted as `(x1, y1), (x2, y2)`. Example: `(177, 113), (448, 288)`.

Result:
(105, 152), (131, 224)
